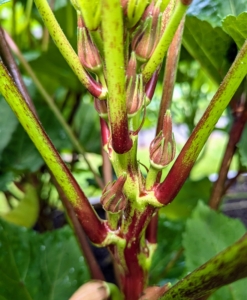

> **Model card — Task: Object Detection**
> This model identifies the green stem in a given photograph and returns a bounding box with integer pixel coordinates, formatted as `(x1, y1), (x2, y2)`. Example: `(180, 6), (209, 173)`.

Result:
(155, 39), (247, 204)
(25, 0), (33, 25)
(0, 61), (108, 244)
(160, 234), (247, 299)
(110, 135), (139, 203)
(33, 0), (107, 99)
(145, 166), (160, 190)
(142, 0), (190, 83)
(105, 282), (124, 300)
(4, 31), (104, 189)
(101, 0), (132, 154)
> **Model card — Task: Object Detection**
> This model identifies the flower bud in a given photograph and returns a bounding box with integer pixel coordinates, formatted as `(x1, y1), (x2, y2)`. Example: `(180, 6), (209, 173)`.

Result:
(126, 0), (150, 28)
(131, 1), (162, 62)
(126, 51), (137, 78)
(71, 0), (101, 30)
(94, 98), (108, 119)
(121, 0), (129, 12)
(70, 280), (110, 300)
(150, 110), (176, 169)
(77, 19), (102, 73)
(161, 0), (175, 33)
(144, 68), (160, 105)
(126, 74), (144, 117)
(100, 174), (127, 214)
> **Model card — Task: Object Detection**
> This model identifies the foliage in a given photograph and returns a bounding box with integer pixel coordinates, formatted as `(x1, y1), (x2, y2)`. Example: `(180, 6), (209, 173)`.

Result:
(0, 219), (90, 300)
(0, 0), (247, 299)
(183, 201), (247, 299)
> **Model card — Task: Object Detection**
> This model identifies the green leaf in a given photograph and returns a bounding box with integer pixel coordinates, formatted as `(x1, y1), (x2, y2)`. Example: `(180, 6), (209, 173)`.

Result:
(149, 216), (186, 285)
(0, 184), (39, 228)
(28, 45), (84, 94)
(183, 201), (247, 299)
(0, 124), (44, 172)
(160, 178), (211, 220)
(0, 171), (15, 191)
(0, 220), (90, 300)
(72, 100), (101, 154)
(222, 12), (247, 48)
(0, 97), (18, 158)
(237, 124), (247, 167)
(187, 0), (247, 27)
(183, 16), (232, 84)
(37, 103), (72, 150)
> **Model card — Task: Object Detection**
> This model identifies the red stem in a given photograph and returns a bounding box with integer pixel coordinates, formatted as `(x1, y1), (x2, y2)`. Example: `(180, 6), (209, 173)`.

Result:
(53, 177), (105, 280)
(109, 206), (155, 299)
(100, 118), (113, 185)
(209, 101), (247, 210)
(145, 213), (159, 244)
(146, 19), (185, 244)
(145, 69), (160, 101)
(156, 17), (185, 134)
(100, 117), (110, 148)
(0, 27), (37, 115)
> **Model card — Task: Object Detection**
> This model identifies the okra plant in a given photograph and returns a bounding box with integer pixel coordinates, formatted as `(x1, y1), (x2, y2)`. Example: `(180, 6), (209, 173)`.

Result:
(1, 0), (247, 299)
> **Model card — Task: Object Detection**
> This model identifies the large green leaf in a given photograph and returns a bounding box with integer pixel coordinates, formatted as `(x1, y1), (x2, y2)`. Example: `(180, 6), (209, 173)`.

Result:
(183, 201), (247, 299)
(73, 100), (101, 154)
(28, 45), (83, 94)
(36, 102), (72, 151)
(160, 177), (211, 220)
(149, 216), (186, 285)
(237, 124), (247, 167)
(222, 12), (247, 48)
(183, 16), (232, 84)
(0, 97), (18, 158)
(187, 0), (247, 27)
(0, 220), (90, 300)
(0, 98), (72, 174)
(0, 124), (44, 172)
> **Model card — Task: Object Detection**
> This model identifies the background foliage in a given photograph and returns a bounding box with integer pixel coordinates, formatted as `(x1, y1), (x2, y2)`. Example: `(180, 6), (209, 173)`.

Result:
(0, 0), (247, 299)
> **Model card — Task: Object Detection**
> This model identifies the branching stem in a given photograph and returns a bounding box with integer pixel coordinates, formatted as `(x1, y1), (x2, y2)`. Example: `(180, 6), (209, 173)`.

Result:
(0, 61), (108, 244)
(4, 31), (104, 189)
(34, 0), (107, 99)
(142, 0), (190, 83)
(101, 0), (132, 154)
(155, 40), (247, 205)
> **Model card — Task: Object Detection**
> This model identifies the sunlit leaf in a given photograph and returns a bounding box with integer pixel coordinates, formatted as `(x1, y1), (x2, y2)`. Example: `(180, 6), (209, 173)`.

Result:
(187, 0), (247, 27)
(0, 184), (39, 228)
(222, 12), (247, 48)
(183, 16), (232, 84)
